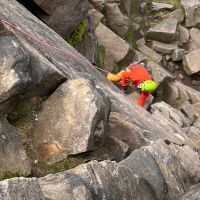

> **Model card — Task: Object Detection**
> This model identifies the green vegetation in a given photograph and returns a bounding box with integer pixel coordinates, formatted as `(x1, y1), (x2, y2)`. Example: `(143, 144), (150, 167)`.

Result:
(125, 26), (136, 48)
(3, 171), (26, 180)
(8, 100), (35, 128)
(41, 156), (85, 174)
(96, 45), (106, 68)
(67, 20), (88, 46)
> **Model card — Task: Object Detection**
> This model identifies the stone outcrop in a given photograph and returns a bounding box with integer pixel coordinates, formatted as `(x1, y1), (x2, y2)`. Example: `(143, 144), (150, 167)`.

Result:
(151, 41), (178, 54)
(163, 9), (185, 23)
(33, 77), (110, 163)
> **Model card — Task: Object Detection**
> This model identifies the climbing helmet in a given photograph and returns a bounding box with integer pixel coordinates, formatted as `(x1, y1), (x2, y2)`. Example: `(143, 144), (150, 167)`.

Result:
(141, 80), (157, 92)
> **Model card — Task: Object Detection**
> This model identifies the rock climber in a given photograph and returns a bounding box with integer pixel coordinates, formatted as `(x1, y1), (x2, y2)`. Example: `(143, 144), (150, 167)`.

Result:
(107, 62), (157, 107)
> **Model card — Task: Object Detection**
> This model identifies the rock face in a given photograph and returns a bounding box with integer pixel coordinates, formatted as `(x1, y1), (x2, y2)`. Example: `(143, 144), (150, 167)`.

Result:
(147, 18), (177, 43)
(32, 0), (89, 38)
(0, 36), (31, 112)
(33, 77), (110, 163)
(0, 139), (199, 200)
(0, 116), (31, 179)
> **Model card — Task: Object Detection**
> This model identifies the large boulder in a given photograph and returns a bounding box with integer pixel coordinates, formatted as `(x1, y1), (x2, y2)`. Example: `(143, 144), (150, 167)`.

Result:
(147, 18), (177, 43)
(33, 77), (110, 163)
(0, 36), (31, 112)
(177, 25), (189, 44)
(32, 0), (89, 38)
(104, 3), (129, 37)
(0, 116), (31, 179)
(95, 23), (130, 62)
(181, 0), (200, 28)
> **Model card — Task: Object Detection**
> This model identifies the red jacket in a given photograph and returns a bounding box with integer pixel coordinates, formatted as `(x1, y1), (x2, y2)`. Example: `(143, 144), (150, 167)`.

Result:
(121, 65), (152, 106)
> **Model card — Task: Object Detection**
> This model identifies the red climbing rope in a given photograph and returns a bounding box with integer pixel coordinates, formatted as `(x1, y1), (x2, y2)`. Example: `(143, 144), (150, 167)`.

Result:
(0, 18), (110, 74)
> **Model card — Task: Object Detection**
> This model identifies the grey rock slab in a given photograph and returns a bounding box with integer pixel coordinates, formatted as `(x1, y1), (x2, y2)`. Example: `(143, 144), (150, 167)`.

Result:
(103, 135), (130, 162)
(178, 183), (200, 200)
(151, 101), (191, 128)
(160, 80), (200, 108)
(120, 149), (167, 200)
(178, 25), (189, 44)
(95, 23), (130, 62)
(0, 36), (31, 112)
(181, 102), (200, 122)
(188, 28), (200, 52)
(186, 126), (200, 147)
(163, 9), (185, 23)
(145, 139), (200, 199)
(33, 77), (110, 164)
(147, 18), (177, 43)
(33, 0), (89, 37)
(151, 40), (178, 54)
(137, 44), (162, 63)
(104, 3), (129, 37)
(0, 177), (45, 200)
(171, 49), (185, 61)
(183, 49), (200, 75)
(0, 116), (31, 179)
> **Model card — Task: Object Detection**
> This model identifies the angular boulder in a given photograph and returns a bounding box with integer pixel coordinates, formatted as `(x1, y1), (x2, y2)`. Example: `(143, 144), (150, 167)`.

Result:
(147, 18), (177, 43)
(0, 116), (31, 179)
(151, 2), (174, 11)
(181, 0), (200, 27)
(163, 9), (185, 23)
(171, 49), (185, 61)
(95, 23), (130, 62)
(145, 140), (200, 199)
(151, 101), (191, 128)
(183, 49), (200, 75)
(33, 77), (110, 163)
(151, 41), (178, 54)
(178, 25), (189, 44)
(0, 36), (31, 112)
(104, 3), (129, 37)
